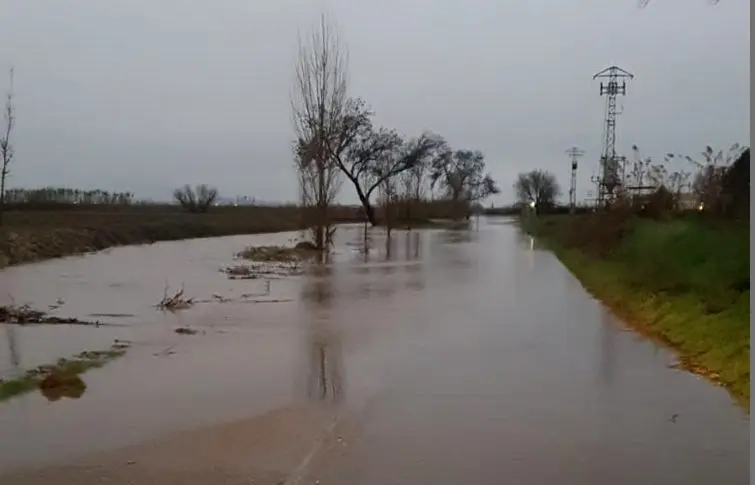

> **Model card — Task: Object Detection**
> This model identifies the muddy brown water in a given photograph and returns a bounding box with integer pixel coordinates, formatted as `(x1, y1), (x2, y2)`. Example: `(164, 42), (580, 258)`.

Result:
(0, 219), (748, 483)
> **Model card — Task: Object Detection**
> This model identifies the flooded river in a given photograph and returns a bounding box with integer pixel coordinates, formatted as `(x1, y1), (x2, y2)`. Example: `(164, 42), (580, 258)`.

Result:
(0, 219), (748, 484)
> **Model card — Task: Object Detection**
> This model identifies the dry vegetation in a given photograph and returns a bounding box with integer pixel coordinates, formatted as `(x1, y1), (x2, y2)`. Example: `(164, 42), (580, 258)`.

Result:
(236, 244), (317, 262)
(0, 304), (104, 326)
(157, 285), (194, 311)
(224, 262), (304, 279)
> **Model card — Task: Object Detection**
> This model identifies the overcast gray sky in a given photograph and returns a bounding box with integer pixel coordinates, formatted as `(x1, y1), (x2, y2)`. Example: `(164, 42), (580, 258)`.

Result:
(0, 0), (749, 204)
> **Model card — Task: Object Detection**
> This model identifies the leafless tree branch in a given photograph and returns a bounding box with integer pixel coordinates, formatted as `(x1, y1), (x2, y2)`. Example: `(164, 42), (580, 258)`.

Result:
(291, 13), (349, 251)
(0, 67), (15, 227)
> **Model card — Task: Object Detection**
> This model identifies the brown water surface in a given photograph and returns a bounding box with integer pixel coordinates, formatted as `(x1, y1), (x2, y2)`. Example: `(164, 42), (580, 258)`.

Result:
(0, 219), (747, 484)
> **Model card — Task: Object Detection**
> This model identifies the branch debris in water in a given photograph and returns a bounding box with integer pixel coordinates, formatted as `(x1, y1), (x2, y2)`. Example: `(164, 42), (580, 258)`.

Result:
(157, 284), (194, 311)
(236, 243), (317, 263)
(224, 262), (304, 279)
(0, 304), (106, 326)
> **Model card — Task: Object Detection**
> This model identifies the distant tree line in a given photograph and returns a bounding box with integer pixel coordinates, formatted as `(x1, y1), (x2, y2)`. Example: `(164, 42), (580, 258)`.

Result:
(6, 187), (135, 205)
(511, 143), (749, 220)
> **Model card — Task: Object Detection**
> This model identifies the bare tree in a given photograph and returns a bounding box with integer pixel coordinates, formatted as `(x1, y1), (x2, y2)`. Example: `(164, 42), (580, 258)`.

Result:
(296, 137), (341, 247)
(0, 68), (15, 227)
(431, 149), (499, 219)
(374, 149), (402, 236)
(173, 184), (218, 213)
(291, 14), (349, 251)
(327, 98), (447, 226)
(513, 170), (560, 215)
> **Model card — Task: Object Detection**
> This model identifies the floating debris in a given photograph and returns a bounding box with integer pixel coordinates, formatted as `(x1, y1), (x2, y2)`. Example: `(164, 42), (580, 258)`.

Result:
(88, 312), (136, 318)
(157, 285), (194, 311)
(0, 304), (106, 326)
(224, 265), (261, 277)
(0, 304), (44, 323)
(175, 327), (199, 335)
(153, 344), (177, 357)
(236, 244), (317, 263)
(224, 262), (304, 279)
(294, 241), (318, 251)
(240, 298), (294, 305)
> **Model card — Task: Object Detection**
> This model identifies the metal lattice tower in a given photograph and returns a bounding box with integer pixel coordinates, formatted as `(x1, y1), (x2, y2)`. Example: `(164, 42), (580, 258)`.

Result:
(565, 146), (584, 214)
(591, 66), (633, 207)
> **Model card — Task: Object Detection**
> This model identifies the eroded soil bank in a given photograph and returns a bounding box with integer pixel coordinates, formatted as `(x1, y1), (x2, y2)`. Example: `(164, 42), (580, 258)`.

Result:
(0, 219), (748, 484)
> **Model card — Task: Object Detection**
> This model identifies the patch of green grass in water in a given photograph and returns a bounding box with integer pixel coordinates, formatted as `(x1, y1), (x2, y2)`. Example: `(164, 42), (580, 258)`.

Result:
(0, 343), (129, 402)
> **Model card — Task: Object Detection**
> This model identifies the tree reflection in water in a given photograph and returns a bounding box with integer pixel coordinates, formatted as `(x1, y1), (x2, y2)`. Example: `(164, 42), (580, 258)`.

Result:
(302, 263), (344, 403)
(4, 324), (20, 379)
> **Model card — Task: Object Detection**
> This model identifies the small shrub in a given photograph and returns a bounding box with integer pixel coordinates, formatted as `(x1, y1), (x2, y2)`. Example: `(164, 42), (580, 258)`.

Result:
(173, 184), (218, 213)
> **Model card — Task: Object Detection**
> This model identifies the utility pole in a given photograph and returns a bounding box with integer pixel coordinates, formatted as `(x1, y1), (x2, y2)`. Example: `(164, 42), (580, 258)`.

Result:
(566, 146), (584, 214)
(591, 66), (633, 209)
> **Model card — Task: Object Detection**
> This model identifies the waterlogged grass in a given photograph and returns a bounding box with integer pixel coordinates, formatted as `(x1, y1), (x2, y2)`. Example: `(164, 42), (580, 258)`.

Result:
(0, 343), (129, 402)
(236, 245), (314, 263)
(530, 215), (750, 407)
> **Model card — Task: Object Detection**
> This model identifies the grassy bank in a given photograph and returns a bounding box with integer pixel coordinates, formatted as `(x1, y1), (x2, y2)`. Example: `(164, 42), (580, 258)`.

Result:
(527, 213), (749, 406)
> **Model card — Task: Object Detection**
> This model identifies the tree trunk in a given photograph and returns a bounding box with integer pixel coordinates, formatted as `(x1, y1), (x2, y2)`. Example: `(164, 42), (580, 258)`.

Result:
(405, 200), (412, 230)
(364, 202), (376, 227)
(354, 185), (377, 226)
(0, 170), (6, 228)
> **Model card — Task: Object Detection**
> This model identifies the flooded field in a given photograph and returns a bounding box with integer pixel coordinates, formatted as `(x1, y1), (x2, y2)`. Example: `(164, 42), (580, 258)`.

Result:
(0, 219), (748, 484)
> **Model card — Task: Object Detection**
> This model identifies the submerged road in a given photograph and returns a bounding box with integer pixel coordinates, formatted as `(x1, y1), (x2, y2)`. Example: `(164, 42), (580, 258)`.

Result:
(0, 219), (748, 484)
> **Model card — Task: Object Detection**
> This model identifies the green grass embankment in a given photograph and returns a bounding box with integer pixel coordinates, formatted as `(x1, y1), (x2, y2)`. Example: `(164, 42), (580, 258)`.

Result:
(527, 213), (749, 407)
